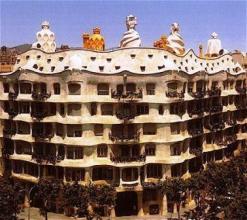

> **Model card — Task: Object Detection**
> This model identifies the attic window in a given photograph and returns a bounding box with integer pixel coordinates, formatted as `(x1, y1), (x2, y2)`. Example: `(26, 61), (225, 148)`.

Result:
(211, 67), (213, 71)
(212, 63), (215, 67)
(206, 63), (209, 66)
(178, 66), (181, 70)
(200, 63), (203, 66)
(148, 54), (153, 58)
(82, 66), (87, 69)
(39, 67), (43, 71)
(180, 62), (183, 65)
(194, 59), (197, 63)
(26, 56), (30, 60)
(227, 58), (229, 61)
(173, 60), (177, 64)
(91, 57), (96, 61)
(222, 60), (224, 63)
(185, 67), (188, 71)
(115, 66), (120, 70)
(64, 66), (69, 70)
(33, 64), (38, 69)
(106, 58), (112, 62)
(130, 54), (136, 59)
(99, 66), (104, 71)
(191, 67), (194, 70)
(140, 66), (146, 72)
(16, 59), (20, 64)
(47, 59), (51, 63)
(217, 62), (219, 65)
(59, 57), (64, 62)
(185, 59), (188, 63)
(164, 55), (167, 59)
(190, 54), (193, 58)
(158, 65), (165, 70)
(51, 66), (55, 72)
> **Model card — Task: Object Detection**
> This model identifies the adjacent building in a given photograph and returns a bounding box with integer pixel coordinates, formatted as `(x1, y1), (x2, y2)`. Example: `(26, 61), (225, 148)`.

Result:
(0, 18), (246, 217)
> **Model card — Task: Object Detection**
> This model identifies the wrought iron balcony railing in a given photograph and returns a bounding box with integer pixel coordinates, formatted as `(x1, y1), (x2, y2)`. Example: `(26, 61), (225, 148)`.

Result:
(7, 108), (18, 118)
(226, 119), (236, 126)
(31, 91), (51, 101)
(225, 134), (237, 144)
(8, 92), (18, 100)
(166, 91), (184, 98)
(110, 154), (146, 163)
(189, 147), (203, 157)
(236, 87), (246, 94)
(31, 111), (48, 120)
(188, 109), (204, 117)
(207, 88), (221, 96)
(189, 128), (203, 136)
(111, 89), (143, 100)
(209, 105), (223, 113)
(32, 153), (63, 165)
(189, 91), (205, 99)
(205, 121), (225, 131)
(215, 139), (227, 146)
(32, 132), (54, 140)
(3, 128), (16, 136)
(116, 111), (136, 120)
(109, 132), (140, 143)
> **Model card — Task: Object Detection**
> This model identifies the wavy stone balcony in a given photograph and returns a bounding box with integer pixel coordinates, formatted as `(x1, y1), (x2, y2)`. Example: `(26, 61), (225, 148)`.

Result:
(31, 111), (48, 120)
(188, 128), (203, 137)
(205, 121), (225, 132)
(188, 108), (204, 117)
(32, 132), (54, 141)
(32, 153), (63, 165)
(115, 111), (136, 120)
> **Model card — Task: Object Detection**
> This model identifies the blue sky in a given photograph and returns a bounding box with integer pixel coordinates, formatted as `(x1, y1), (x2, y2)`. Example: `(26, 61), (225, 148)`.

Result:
(1, 0), (246, 52)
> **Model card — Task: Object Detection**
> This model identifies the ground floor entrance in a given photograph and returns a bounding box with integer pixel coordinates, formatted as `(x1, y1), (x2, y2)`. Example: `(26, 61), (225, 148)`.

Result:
(115, 191), (138, 216)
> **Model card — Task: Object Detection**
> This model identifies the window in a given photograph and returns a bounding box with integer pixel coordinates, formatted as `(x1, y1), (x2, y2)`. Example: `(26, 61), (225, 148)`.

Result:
(68, 104), (81, 116)
(147, 164), (162, 178)
(67, 147), (83, 159)
(97, 83), (109, 95)
(13, 160), (22, 173)
(101, 104), (113, 115)
(19, 102), (30, 113)
(66, 168), (85, 181)
(91, 103), (97, 116)
(187, 82), (193, 93)
(68, 83), (81, 95)
(146, 83), (155, 95)
(67, 125), (82, 137)
(143, 124), (156, 135)
(92, 167), (113, 180)
(17, 121), (30, 134)
(53, 83), (60, 95)
(97, 144), (108, 157)
(56, 124), (64, 137)
(170, 123), (180, 134)
(20, 82), (32, 94)
(3, 83), (9, 93)
(122, 168), (138, 181)
(94, 124), (103, 136)
(16, 141), (32, 155)
(126, 83), (136, 93)
(170, 143), (181, 156)
(159, 105), (164, 115)
(145, 143), (156, 156)
(167, 82), (177, 92)
(137, 104), (149, 115)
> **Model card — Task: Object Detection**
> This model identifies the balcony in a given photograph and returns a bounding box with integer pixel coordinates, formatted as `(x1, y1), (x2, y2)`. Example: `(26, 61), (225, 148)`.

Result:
(3, 127), (16, 136)
(236, 87), (246, 94)
(189, 147), (202, 157)
(207, 88), (221, 96)
(110, 154), (146, 163)
(31, 111), (48, 120)
(225, 134), (237, 144)
(31, 91), (51, 101)
(116, 111), (136, 120)
(109, 132), (140, 143)
(205, 121), (225, 131)
(215, 139), (227, 146)
(209, 105), (223, 113)
(226, 119), (236, 126)
(189, 128), (203, 136)
(32, 153), (63, 165)
(7, 108), (18, 118)
(188, 108), (204, 117)
(189, 91), (205, 99)
(8, 92), (18, 100)
(166, 91), (184, 99)
(111, 89), (143, 100)
(32, 132), (54, 141)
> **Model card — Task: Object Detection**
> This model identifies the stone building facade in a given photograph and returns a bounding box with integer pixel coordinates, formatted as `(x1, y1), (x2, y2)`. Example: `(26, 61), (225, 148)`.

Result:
(0, 20), (246, 217)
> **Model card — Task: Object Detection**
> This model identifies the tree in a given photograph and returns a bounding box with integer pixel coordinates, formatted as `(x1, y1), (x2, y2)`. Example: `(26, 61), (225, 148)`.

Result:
(0, 176), (25, 220)
(161, 177), (187, 219)
(34, 178), (63, 220)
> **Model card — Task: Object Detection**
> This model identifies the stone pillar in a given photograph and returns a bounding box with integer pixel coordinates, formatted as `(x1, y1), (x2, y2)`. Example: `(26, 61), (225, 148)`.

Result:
(149, 103), (158, 116)
(82, 103), (91, 116)
(63, 167), (66, 183)
(163, 104), (169, 116)
(192, 81), (196, 93)
(119, 168), (123, 186)
(85, 167), (91, 184)
(104, 125), (112, 140)
(137, 167), (141, 185)
(137, 191), (144, 216)
(64, 146), (67, 159)
(64, 103), (68, 116)
(13, 141), (16, 155)
(162, 193), (168, 215)
(96, 103), (101, 115)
